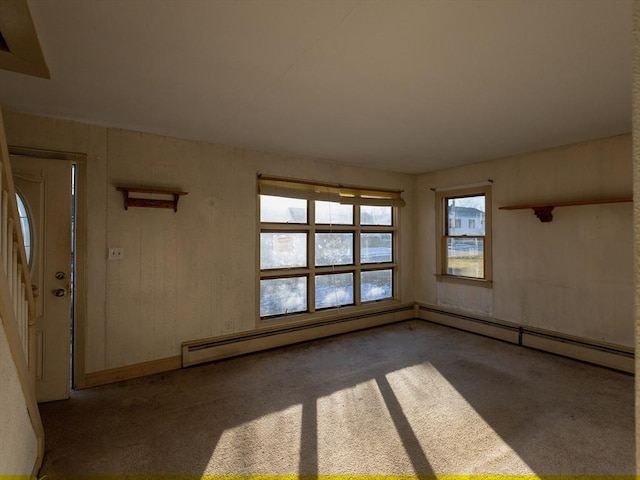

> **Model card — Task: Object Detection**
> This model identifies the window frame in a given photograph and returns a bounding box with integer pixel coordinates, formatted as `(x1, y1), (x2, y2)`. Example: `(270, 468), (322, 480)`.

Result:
(257, 179), (401, 324)
(435, 185), (492, 286)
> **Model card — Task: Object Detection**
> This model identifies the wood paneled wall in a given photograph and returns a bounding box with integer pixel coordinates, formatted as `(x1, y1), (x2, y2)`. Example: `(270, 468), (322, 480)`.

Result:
(3, 110), (414, 376)
(415, 134), (633, 347)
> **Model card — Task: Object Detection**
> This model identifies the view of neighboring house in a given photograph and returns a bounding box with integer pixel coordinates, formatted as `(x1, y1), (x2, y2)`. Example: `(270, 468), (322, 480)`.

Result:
(447, 205), (485, 236)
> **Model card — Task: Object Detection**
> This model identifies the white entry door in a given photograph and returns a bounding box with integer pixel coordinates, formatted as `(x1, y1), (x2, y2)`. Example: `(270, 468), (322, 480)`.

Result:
(11, 155), (72, 403)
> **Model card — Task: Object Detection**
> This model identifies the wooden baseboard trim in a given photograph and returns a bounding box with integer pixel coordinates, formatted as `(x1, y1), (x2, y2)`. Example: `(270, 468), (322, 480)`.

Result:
(183, 304), (414, 367)
(416, 303), (520, 344)
(82, 301), (633, 389)
(83, 306), (414, 388)
(416, 303), (634, 373)
(522, 331), (634, 373)
(83, 355), (182, 388)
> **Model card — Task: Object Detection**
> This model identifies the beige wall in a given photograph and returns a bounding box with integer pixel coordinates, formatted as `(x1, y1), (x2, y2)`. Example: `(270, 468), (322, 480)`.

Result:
(415, 134), (633, 347)
(1, 105), (636, 470)
(0, 320), (37, 475)
(3, 110), (414, 374)
(2, 109), (634, 377)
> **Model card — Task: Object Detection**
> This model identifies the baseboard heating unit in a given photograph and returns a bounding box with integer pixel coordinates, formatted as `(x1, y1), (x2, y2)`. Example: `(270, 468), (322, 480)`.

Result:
(182, 304), (414, 367)
(417, 303), (634, 373)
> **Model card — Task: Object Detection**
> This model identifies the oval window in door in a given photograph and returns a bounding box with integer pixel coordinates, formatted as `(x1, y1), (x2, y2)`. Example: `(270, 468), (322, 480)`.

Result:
(15, 192), (32, 266)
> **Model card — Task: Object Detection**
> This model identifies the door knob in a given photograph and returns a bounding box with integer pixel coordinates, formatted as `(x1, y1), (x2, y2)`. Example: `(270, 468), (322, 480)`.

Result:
(55, 271), (66, 280)
(53, 288), (66, 297)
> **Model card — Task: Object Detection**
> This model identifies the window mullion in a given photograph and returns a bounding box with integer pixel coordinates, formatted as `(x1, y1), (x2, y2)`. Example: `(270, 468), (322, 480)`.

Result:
(315, 265), (358, 274)
(360, 225), (394, 233)
(308, 199), (316, 313)
(262, 223), (311, 232)
(261, 268), (310, 279)
(354, 205), (362, 305)
(361, 261), (397, 270)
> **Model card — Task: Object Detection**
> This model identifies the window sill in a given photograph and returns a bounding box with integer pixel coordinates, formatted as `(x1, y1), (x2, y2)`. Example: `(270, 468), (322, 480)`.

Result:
(435, 274), (493, 288)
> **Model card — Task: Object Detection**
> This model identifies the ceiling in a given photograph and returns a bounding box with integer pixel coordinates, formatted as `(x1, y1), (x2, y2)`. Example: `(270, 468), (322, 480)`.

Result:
(0, 0), (633, 174)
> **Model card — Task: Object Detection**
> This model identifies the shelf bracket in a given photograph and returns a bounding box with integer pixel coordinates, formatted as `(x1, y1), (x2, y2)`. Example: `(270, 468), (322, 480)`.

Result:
(116, 186), (188, 212)
(532, 206), (554, 222)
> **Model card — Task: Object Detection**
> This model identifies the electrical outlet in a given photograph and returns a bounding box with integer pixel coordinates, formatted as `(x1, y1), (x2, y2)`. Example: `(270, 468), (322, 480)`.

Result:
(108, 247), (124, 260)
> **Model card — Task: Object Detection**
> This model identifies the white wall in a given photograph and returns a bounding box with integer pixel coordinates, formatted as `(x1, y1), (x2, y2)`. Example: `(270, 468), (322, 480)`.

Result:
(3, 110), (414, 374)
(0, 319), (37, 475)
(415, 134), (633, 347)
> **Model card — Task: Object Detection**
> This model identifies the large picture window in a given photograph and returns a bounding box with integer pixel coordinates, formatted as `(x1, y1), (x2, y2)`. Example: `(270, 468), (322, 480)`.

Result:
(258, 177), (403, 320)
(436, 185), (492, 282)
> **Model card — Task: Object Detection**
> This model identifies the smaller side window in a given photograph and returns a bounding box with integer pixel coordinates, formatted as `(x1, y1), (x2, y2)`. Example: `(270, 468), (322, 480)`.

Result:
(436, 185), (491, 282)
(15, 192), (32, 266)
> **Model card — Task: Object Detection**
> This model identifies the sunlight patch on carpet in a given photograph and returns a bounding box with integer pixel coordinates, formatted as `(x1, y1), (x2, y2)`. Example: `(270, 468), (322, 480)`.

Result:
(206, 403), (303, 474)
(384, 363), (539, 475)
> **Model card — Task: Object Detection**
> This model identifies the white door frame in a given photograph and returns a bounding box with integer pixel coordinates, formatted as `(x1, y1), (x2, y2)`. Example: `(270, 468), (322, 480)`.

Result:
(8, 146), (88, 390)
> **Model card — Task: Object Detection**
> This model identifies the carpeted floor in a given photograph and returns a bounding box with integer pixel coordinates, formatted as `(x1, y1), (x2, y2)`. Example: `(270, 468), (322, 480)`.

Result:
(38, 320), (635, 478)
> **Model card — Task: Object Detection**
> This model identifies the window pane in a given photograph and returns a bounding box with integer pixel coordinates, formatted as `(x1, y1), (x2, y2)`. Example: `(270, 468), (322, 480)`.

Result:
(260, 195), (307, 223)
(447, 195), (485, 235)
(446, 237), (484, 278)
(361, 233), (392, 263)
(361, 205), (392, 225)
(315, 201), (353, 225)
(315, 233), (353, 266)
(361, 269), (392, 302)
(260, 277), (307, 317)
(260, 233), (307, 269)
(315, 273), (354, 309)
(15, 193), (31, 265)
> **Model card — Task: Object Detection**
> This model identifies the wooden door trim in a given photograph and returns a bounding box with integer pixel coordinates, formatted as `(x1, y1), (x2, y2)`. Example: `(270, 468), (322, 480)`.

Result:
(9, 146), (88, 390)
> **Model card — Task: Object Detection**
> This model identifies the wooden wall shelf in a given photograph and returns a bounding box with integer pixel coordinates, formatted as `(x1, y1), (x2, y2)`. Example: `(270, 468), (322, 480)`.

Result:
(116, 186), (188, 212)
(499, 197), (632, 223)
